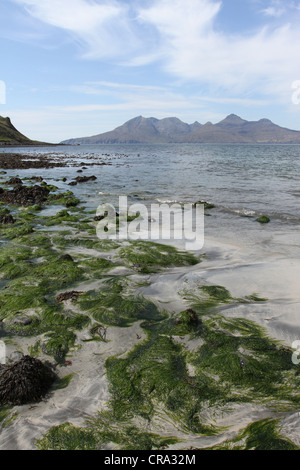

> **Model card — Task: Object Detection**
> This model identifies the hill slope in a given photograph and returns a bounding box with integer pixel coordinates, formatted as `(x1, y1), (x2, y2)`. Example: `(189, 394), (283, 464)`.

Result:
(0, 116), (52, 146)
(61, 114), (300, 144)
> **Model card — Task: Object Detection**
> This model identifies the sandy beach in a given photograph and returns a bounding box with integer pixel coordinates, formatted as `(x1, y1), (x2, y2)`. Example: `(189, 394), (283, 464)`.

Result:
(1, 224), (300, 449)
(0, 147), (300, 450)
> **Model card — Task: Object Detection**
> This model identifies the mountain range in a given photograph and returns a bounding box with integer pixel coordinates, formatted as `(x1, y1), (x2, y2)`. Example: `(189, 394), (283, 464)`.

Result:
(1, 114), (300, 146)
(61, 114), (300, 144)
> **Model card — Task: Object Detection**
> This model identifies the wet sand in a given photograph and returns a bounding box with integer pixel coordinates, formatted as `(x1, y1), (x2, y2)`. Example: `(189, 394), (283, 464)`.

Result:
(1, 226), (300, 450)
(0, 149), (300, 450)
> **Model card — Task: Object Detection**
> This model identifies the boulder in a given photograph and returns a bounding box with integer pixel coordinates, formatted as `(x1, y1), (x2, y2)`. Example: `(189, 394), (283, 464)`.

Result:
(0, 355), (56, 405)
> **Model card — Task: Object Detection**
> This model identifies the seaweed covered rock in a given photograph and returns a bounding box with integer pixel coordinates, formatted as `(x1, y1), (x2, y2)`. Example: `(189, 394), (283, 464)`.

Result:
(0, 213), (15, 224)
(257, 215), (270, 224)
(75, 175), (97, 183)
(193, 200), (215, 210)
(175, 308), (200, 331)
(58, 254), (74, 262)
(30, 176), (43, 182)
(0, 184), (50, 206)
(56, 290), (82, 302)
(7, 177), (23, 186)
(0, 355), (56, 405)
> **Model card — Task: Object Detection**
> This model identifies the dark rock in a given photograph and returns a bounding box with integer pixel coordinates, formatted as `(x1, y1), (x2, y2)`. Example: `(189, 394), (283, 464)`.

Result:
(68, 181), (77, 186)
(56, 291), (83, 302)
(257, 215), (270, 224)
(0, 355), (56, 405)
(0, 213), (15, 224)
(0, 153), (66, 170)
(58, 254), (74, 262)
(11, 315), (32, 326)
(0, 184), (50, 206)
(7, 177), (23, 186)
(75, 175), (97, 183)
(185, 308), (200, 327)
(30, 176), (43, 182)
(193, 200), (215, 210)
(94, 215), (105, 221)
(175, 308), (200, 328)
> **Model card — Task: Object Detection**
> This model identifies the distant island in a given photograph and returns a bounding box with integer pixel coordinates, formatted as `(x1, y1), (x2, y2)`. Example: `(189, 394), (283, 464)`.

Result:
(0, 116), (54, 147)
(2, 114), (300, 147)
(61, 114), (300, 144)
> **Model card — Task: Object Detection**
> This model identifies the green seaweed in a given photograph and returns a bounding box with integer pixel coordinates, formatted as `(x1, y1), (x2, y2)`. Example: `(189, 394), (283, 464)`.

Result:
(80, 257), (115, 274)
(36, 422), (100, 450)
(1, 412), (18, 428)
(47, 191), (81, 208)
(0, 407), (12, 423)
(193, 201), (215, 210)
(79, 279), (164, 327)
(32, 255), (85, 291)
(28, 340), (42, 356)
(257, 216), (270, 224)
(188, 315), (300, 406)
(52, 234), (120, 252)
(0, 224), (34, 239)
(245, 293), (268, 302)
(181, 284), (233, 316)
(35, 418), (178, 451)
(105, 334), (220, 435)
(119, 240), (199, 273)
(42, 330), (77, 363)
(41, 183), (58, 192)
(88, 411), (179, 450)
(43, 210), (81, 227)
(204, 418), (298, 450)
(148, 309), (201, 337)
(52, 373), (75, 390)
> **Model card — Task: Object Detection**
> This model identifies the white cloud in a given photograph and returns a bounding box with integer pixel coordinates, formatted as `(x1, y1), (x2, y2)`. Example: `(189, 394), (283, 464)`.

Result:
(11, 0), (137, 58)
(9, 0), (300, 102)
(71, 81), (168, 95)
(262, 6), (285, 17)
(138, 0), (300, 99)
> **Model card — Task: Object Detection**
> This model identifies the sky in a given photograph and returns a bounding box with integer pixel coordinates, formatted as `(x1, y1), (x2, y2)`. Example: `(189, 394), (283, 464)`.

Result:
(1, 0), (300, 142)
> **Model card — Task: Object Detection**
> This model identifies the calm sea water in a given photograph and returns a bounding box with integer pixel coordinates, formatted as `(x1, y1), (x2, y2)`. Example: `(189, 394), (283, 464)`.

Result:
(1, 143), (300, 246)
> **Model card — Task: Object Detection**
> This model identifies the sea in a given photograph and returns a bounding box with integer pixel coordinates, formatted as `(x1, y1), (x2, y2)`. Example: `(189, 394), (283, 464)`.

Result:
(1, 143), (300, 243)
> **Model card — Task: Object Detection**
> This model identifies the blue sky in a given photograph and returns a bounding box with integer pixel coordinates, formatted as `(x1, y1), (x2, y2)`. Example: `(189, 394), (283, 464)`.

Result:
(1, 0), (300, 142)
